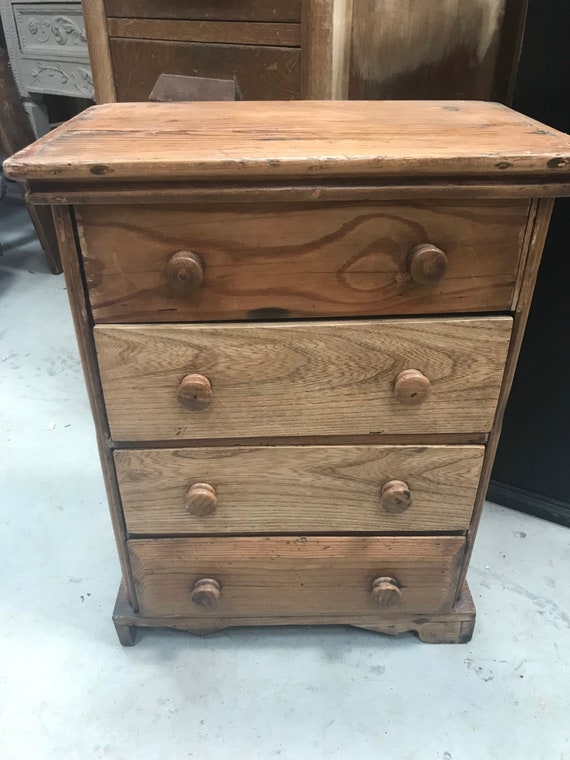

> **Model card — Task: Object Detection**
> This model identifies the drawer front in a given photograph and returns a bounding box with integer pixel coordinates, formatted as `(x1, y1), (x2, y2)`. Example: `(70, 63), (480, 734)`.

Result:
(14, 4), (90, 60)
(116, 445), (485, 535)
(78, 201), (529, 323)
(109, 38), (300, 101)
(105, 0), (302, 23)
(129, 536), (466, 617)
(95, 317), (512, 441)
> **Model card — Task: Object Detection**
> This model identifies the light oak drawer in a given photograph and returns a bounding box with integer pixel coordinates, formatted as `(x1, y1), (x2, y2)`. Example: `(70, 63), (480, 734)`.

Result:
(77, 201), (529, 323)
(129, 536), (466, 617)
(95, 317), (512, 441)
(116, 445), (485, 535)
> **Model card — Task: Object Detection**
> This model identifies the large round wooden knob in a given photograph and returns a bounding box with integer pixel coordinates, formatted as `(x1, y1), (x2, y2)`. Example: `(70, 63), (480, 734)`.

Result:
(191, 578), (221, 608)
(177, 374), (212, 411)
(381, 480), (412, 513)
(165, 251), (204, 294)
(407, 243), (448, 285)
(394, 369), (431, 405)
(371, 577), (402, 607)
(185, 483), (217, 516)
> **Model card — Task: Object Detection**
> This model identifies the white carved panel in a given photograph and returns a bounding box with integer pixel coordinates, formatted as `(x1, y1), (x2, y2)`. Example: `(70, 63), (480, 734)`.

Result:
(14, 4), (90, 60)
(21, 58), (94, 97)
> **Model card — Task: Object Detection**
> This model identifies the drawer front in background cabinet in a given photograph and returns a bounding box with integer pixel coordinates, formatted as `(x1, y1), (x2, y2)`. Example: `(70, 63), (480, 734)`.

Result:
(94, 317), (512, 441)
(129, 535), (466, 617)
(78, 201), (529, 323)
(109, 38), (300, 101)
(116, 445), (485, 535)
(105, 0), (302, 22)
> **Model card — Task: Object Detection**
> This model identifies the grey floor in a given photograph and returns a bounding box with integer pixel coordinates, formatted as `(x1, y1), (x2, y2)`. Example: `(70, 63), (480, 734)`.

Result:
(1, 180), (569, 760)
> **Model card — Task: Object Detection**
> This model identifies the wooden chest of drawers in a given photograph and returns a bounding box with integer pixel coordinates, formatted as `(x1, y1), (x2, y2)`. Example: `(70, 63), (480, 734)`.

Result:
(6, 100), (570, 645)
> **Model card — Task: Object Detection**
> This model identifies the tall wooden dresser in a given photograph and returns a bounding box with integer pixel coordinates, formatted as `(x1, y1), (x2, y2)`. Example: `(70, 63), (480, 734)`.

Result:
(6, 101), (570, 645)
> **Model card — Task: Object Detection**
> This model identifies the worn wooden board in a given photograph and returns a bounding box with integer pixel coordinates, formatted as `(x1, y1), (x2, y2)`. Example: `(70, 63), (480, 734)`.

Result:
(108, 18), (301, 47)
(109, 39), (300, 102)
(128, 535), (466, 617)
(77, 200), (529, 322)
(115, 444), (484, 534)
(104, 0), (302, 23)
(94, 317), (512, 441)
(5, 101), (570, 186)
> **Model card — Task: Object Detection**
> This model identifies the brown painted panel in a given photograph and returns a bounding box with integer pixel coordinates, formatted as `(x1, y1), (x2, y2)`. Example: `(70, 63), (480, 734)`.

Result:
(105, 0), (302, 22)
(110, 38), (300, 101)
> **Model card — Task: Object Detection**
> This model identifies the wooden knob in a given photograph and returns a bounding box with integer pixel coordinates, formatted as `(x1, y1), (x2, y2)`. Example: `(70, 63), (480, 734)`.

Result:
(165, 251), (204, 294)
(185, 483), (217, 516)
(177, 374), (212, 411)
(191, 578), (221, 608)
(394, 369), (431, 405)
(381, 480), (412, 513)
(407, 243), (448, 285)
(371, 577), (402, 607)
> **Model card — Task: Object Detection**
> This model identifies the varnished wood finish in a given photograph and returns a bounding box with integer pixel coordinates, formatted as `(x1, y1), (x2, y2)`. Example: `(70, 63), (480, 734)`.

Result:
(164, 251), (204, 295)
(95, 317), (512, 441)
(81, 0), (117, 102)
(371, 577), (402, 607)
(109, 39), (300, 102)
(129, 535), (465, 617)
(115, 445), (485, 534)
(9, 101), (568, 645)
(6, 101), (570, 187)
(76, 201), (529, 323)
(105, 0), (302, 23)
(52, 206), (138, 611)
(108, 18), (301, 47)
(113, 579), (476, 644)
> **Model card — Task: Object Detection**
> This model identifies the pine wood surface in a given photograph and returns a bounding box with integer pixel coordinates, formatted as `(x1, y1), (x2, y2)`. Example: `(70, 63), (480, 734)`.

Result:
(77, 200), (529, 323)
(115, 444), (485, 535)
(128, 535), (465, 617)
(94, 317), (512, 441)
(113, 579), (476, 644)
(5, 101), (570, 186)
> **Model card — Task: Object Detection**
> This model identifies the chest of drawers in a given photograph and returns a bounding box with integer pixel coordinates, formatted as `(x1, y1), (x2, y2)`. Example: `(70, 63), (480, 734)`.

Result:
(6, 100), (570, 645)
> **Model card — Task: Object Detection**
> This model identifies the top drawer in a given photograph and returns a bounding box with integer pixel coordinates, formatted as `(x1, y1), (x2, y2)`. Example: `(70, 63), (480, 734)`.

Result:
(105, 0), (302, 22)
(77, 201), (529, 323)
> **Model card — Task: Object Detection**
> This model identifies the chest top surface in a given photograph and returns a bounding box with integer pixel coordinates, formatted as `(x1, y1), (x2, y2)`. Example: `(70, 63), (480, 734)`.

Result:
(4, 100), (570, 189)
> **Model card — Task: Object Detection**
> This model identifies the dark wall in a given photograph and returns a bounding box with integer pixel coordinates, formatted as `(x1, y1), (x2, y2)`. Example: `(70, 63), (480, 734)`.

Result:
(490, 0), (570, 523)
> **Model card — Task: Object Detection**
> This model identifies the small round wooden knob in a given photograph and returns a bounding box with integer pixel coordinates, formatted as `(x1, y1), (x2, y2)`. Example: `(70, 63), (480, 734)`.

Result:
(185, 483), (217, 516)
(371, 577), (402, 607)
(177, 374), (212, 411)
(394, 369), (431, 405)
(407, 243), (448, 285)
(191, 578), (221, 608)
(381, 480), (412, 513)
(165, 251), (204, 294)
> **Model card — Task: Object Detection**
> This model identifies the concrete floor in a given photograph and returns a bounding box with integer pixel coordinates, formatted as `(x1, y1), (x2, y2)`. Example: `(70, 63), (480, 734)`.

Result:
(1, 181), (569, 759)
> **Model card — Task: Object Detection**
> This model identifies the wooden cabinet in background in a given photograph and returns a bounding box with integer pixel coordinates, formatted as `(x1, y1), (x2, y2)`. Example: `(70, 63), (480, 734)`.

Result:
(82, 0), (528, 103)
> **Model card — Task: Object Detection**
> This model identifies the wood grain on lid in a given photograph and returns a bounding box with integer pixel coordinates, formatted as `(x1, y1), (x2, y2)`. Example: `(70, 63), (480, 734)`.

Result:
(4, 100), (570, 185)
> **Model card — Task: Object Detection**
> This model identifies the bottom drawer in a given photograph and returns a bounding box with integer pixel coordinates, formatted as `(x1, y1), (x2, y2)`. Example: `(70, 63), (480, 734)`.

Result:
(129, 536), (465, 618)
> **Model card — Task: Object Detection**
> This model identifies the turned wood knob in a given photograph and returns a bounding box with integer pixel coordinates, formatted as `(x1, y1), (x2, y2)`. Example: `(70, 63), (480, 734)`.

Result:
(177, 373), (212, 410)
(191, 578), (221, 608)
(371, 577), (402, 607)
(381, 480), (412, 513)
(407, 243), (448, 285)
(394, 369), (431, 405)
(165, 251), (204, 293)
(185, 483), (217, 516)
